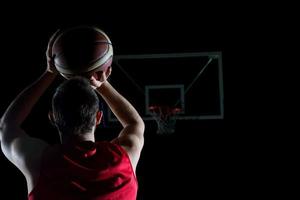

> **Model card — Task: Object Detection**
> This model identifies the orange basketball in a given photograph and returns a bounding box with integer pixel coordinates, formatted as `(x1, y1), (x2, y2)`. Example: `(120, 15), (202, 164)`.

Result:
(52, 26), (113, 78)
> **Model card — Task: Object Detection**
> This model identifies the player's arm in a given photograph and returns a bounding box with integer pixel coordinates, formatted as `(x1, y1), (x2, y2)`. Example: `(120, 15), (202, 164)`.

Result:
(91, 68), (145, 171)
(0, 31), (59, 175)
(0, 71), (56, 173)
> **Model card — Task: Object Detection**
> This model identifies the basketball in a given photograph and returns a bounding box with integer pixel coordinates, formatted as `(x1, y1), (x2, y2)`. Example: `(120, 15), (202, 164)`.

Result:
(52, 26), (113, 78)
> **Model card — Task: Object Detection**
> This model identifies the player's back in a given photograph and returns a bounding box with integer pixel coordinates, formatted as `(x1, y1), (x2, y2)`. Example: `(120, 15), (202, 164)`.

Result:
(28, 141), (138, 200)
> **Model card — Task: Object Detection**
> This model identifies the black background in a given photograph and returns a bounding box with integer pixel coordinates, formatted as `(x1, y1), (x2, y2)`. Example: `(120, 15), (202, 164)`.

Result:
(0, 2), (284, 199)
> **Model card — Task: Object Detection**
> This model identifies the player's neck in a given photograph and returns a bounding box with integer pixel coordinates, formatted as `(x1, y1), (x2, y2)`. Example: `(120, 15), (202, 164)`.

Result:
(60, 132), (95, 144)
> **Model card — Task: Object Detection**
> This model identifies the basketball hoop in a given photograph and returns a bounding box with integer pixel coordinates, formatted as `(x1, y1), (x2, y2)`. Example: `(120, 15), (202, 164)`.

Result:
(149, 105), (181, 135)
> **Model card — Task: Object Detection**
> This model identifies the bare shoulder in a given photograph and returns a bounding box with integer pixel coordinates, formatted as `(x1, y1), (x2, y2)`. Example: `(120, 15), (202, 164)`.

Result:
(1, 125), (49, 193)
(112, 126), (144, 172)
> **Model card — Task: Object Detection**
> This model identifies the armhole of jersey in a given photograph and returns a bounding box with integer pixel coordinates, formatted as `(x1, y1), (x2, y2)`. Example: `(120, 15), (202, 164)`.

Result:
(110, 141), (138, 182)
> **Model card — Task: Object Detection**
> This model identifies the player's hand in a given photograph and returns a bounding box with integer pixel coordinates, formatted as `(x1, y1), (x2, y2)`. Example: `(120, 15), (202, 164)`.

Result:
(90, 66), (112, 89)
(46, 29), (60, 74)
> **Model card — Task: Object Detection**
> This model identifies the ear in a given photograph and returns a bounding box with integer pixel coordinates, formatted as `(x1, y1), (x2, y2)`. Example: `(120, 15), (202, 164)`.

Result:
(48, 111), (56, 126)
(96, 111), (103, 125)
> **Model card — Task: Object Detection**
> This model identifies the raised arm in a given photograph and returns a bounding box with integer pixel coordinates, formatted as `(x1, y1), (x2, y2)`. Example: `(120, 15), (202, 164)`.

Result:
(0, 71), (57, 133)
(1, 30), (59, 140)
(90, 68), (145, 171)
(0, 31), (59, 193)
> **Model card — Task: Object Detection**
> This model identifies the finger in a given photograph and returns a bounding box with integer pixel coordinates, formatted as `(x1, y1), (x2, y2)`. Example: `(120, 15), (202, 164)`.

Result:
(47, 29), (61, 57)
(95, 71), (104, 80)
(89, 76), (96, 83)
(106, 66), (112, 77)
(90, 76), (100, 87)
(49, 29), (61, 44)
(99, 71), (107, 82)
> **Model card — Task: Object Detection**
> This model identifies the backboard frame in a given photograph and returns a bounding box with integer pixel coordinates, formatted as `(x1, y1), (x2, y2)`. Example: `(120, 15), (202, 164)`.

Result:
(107, 52), (224, 122)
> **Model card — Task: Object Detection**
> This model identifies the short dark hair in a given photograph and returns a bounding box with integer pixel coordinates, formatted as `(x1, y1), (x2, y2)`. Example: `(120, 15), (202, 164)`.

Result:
(52, 77), (99, 136)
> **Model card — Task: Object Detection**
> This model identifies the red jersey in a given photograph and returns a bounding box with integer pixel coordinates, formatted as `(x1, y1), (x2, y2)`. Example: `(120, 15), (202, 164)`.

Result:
(28, 141), (138, 200)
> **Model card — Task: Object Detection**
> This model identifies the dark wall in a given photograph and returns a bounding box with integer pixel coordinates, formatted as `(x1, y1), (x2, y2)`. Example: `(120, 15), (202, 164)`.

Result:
(0, 4), (248, 200)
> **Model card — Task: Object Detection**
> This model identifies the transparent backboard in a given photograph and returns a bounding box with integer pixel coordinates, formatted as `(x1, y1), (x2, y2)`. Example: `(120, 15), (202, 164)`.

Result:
(107, 52), (224, 122)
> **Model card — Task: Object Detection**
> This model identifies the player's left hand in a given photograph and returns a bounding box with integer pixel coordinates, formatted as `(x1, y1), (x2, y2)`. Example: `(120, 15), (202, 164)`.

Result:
(89, 66), (112, 89)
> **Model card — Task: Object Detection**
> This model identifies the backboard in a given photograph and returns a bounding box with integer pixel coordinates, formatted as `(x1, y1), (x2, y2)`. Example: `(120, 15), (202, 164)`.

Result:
(107, 52), (224, 123)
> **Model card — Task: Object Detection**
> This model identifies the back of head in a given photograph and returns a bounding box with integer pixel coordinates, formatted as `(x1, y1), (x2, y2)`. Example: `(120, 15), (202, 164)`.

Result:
(52, 77), (99, 137)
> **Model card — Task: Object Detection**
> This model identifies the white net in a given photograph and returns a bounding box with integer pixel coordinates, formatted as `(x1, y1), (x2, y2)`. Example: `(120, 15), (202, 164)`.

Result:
(149, 106), (181, 135)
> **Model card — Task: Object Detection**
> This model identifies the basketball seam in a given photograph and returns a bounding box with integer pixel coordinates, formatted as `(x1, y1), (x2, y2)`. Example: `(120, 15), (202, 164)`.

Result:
(88, 42), (112, 64)
(53, 26), (113, 74)
(57, 55), (113, 76)
(55, 51), (113, 74)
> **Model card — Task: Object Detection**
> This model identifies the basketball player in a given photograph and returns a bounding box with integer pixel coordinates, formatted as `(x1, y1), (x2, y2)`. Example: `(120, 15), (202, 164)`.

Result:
(0, 30), (144, 200)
